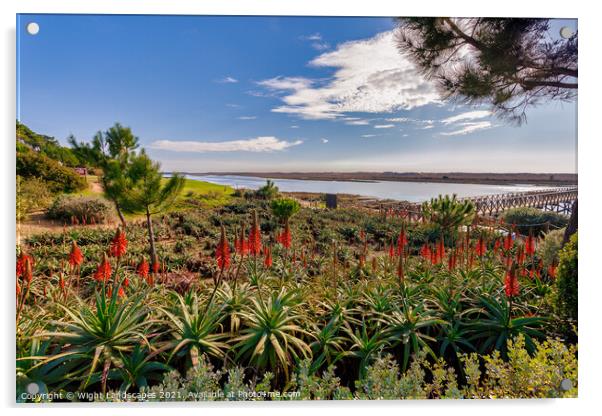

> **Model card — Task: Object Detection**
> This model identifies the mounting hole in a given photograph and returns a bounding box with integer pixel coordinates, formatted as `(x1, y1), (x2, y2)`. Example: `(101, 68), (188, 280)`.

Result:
(26, 22), (40, 35)
(560, 26), (573, 39)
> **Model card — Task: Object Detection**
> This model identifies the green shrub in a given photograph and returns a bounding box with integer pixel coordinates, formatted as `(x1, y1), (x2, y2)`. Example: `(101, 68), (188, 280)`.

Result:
(17, 149), (86, 193)
(16, 175), (53, 221)
(502, 207), (568, 235)
(47, 195), (112, 224)
(538, 228), (565, 267)
(555, 232), (578, 321)
(254, 180), (279, 200)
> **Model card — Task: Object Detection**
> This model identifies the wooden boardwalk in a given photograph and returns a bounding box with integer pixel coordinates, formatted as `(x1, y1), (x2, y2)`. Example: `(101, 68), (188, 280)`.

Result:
(376, 186), (578, 220)
(459, 186), (577, 216)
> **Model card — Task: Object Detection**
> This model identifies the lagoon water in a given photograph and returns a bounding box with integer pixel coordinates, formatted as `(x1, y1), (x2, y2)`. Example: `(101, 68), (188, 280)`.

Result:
(184, 174), (552, 203)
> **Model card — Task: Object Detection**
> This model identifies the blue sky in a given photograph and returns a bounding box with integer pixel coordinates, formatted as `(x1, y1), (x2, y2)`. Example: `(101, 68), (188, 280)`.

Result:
(17, 15), (577, 173)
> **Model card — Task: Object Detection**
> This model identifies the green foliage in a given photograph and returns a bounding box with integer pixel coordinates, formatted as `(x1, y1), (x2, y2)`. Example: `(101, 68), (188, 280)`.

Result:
(16, 149), (87, 193)
(234, 289), (312, 379)
(26, 285), (153, 390)
(270, 198), (301, 223)
(16, 176), (53, 221)
(502, 207), (568, 235)
(46, 195), (112, 224)
(254, 179), (279, 200)
(118, 153), (185, 215)
(422, 194), (475, 233)
(396, 19), (577, 123)
(17, 121), (80, 166)
(538, 228), (565, 267)
(555, 232), (578, 321)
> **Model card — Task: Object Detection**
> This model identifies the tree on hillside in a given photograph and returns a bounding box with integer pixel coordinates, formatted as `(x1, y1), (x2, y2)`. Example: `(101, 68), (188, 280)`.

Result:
(396, 18), (577, 124)
(118, 151), (185, 271)
(397, 18), (578, 241)
(69, 123), (140, 226)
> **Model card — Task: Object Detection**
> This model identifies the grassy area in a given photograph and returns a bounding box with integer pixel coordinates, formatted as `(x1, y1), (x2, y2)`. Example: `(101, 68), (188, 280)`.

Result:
(170, 177), (234, 209)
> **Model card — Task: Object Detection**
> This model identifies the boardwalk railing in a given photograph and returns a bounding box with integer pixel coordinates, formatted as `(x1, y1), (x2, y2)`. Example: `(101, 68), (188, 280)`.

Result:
(376, 186), (578, 220)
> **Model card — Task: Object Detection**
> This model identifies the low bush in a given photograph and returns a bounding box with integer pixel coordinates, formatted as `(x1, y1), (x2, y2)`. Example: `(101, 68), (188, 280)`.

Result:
(502, 207), (568, 235)
(46, 195), (112, 224)
(555, 232), (578, 322)
(16, 176), (53, 221)
(538, 228), (565, 267)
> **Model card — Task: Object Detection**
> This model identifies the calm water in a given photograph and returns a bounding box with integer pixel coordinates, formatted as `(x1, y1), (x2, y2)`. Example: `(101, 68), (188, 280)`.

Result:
(184, 174), (552, 203)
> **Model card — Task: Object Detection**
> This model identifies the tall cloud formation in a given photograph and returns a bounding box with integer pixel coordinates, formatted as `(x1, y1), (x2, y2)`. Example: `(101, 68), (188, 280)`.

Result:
(151, 136), (303, 153)
(258, 31), (439, 120)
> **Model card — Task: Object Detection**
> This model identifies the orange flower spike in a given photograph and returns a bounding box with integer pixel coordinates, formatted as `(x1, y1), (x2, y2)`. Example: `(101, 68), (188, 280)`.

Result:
(248, 211), (262, 256)
(109, 227), (128, 258)
(93, 253), (112, 282)
(68, 240), (84, 268)
(215, 224), (231, 270)
(137, 257), (149, 279)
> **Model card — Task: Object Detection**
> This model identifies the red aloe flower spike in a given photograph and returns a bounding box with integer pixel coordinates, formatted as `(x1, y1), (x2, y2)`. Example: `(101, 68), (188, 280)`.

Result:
(16, 251), (33, 279)
(263, 246), (273, 268)
(475, 236), (486, 257)
(525, 232), (536, 256)
(215, 224), (231, 271)
(516, 245), (525, 265)
(503, 232), (513, 252)
(388, 241), (395, 259)
(420, 243), (431, 261)
(68, 240), (84, 268)
(504, 264), (520, 297)
(94, 253), (112, 282)
(396, 228), (408, 256)
(109, 227), (128, 258)
(137, 257), (149, 279)
(237, 227), (248, 256)
(248, 211), (262, 256)
(278, 222), (292, 249)
(547, 264), (557, 279)
(493, 239), (501, 255)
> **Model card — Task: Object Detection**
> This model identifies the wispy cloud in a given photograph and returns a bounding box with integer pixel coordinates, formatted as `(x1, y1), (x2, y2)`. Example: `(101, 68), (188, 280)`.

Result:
(237, 116), (257, 120)
(290, 125), (299, 129)
(216, 76), (238, 84)
(311, 42), (330, 51)
(440, 121), (493, 136)
(300, 33), (323, 41)
(374, 124), (395, 129)
(150, 136), (303, 153)
(320, 138), (329, 143)
(361, 134), (378, 138)
(257, 31), (439, 120)
(441, 110), (491, 124)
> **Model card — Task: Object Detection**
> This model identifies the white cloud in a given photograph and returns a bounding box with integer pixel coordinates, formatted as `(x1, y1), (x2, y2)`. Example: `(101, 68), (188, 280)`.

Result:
(290, 125), (299, 129)
(320, 138), (329, 143)
(312, 42), (330, 51)
(384, 117), (411, 123)
(238, 116), (257, 120)
(361, 134), (378, 138)
(217, 76), (238, 84)
(374, 124), (395, 129)
(440, 121), (493, 136)
(346, 119), (371, 125)
(300, 33), (323, 41)
(150, 136), (303, 153)
(257, 30), (439, 120)
(441, 110), (491, 124)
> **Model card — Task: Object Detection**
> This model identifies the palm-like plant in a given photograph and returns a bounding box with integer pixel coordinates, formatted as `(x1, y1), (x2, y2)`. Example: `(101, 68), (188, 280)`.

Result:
(309, 315), (347, 372)
(161, 292), (228, 365)
(381, 300), (442, 370)
(422, 194), (475, 234)
(26, 285), (153, 393)
(342, 322), (389, 379)
(466, 294), (547, 356)
(234, 289), (312, 380)
(110, 344), (171, 393)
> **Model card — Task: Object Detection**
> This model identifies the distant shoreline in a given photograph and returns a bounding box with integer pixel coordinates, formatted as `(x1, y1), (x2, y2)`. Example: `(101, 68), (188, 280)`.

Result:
(175, 171), (578, 187)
